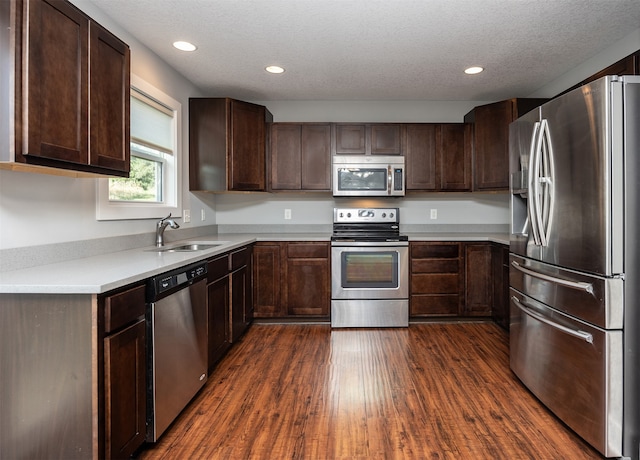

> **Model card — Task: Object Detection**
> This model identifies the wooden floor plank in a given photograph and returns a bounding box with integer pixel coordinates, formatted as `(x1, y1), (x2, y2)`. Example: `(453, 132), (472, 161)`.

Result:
(137, 322), (603, 459)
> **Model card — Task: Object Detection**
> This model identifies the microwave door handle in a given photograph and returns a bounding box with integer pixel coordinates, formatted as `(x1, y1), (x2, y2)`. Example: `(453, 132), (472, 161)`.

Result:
(387, 165), (392, 195)
(511, 296), (593, 343)
(510, 260), (594, 294)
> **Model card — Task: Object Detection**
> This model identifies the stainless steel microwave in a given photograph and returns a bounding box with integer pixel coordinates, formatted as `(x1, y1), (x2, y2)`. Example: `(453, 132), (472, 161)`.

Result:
(332, 155), (405, 197)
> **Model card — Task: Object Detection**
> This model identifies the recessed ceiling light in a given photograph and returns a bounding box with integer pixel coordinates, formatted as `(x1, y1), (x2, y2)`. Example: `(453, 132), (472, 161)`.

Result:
(265, 65), (285, 74)
(464, 66), (484, 75)
(173, 41), (197, 52)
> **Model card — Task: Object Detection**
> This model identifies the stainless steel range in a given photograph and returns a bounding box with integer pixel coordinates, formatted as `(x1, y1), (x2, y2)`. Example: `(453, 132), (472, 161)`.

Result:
(331, 207), (409, 328)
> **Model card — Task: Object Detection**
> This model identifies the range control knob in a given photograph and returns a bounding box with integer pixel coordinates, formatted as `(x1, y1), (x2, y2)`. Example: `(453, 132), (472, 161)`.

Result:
(390, 212), (394, 218)
(382, 213), (387, 218)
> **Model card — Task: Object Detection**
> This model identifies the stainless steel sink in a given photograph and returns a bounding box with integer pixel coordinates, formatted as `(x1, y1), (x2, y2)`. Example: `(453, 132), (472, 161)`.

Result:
(146, 241), (228, 252)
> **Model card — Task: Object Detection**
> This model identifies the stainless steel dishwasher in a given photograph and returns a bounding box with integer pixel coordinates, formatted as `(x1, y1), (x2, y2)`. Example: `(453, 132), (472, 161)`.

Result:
(146, 261), (208, 442)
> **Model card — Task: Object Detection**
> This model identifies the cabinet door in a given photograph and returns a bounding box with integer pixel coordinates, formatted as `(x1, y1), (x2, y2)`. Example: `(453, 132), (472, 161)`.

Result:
(473, 100), (514, 190)
(439, 124), (472, 191)
(463, 243), (492, 316)
(229, 100), (266, 190)
(270, 123), (302, 190)
(207, 275), (230, 371)
(230, 267), (249, 342)
(104, 319), (146, 459)
(334, 124), (366, 154)
(285, 242), (330, 317)
(405, 124), (438, 191)
(253, 243), (284, 317)
(370, 124), (402, 155)
(89, 21), (130, 173)
(23, 0), (89, 164)
(491, 244), (509, 330)
(301, 124), (331, 190)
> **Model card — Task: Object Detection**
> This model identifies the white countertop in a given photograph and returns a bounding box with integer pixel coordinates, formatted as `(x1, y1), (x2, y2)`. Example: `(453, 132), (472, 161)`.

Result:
(0, 232), (508, 295)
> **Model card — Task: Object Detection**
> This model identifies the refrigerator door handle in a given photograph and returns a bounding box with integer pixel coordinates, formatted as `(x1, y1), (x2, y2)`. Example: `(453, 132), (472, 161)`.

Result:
(539, 119), (555, 246)
(528, 121), (542, 245)
(512, 296), (594, 343)
(511, 260), (594, 294)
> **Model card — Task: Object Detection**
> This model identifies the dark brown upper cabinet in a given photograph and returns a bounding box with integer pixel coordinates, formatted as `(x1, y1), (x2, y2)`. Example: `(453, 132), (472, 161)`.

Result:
(189, 98), (273, 192)
(269, 123), (331, 191)
(7, 0), (130, 177)
(333, 123), (403, 155)
(404, 123), (472, 192)
(465, 98), (546, 191)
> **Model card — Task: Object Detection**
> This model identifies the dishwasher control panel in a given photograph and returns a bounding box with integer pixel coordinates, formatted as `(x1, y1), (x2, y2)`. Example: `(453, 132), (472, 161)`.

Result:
(149, 262), (208, 298)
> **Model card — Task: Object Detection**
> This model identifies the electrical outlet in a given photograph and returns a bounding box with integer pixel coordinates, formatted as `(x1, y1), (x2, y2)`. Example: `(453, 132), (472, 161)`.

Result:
(183, 209), (191, 223)
(201, 209), (206, 221)
(284, 209), (292, 220)
(430, 209), (438, 220)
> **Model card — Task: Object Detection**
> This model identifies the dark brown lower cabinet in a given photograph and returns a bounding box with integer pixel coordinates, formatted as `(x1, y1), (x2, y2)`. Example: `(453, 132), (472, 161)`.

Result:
(254, 242), (330, 319)
(410, 242), (494, 319)
(207, 254), (231, 372)
(104, 320), (146, 459)
(491, 243), (510, 330)
(463, 243), (493, 316)
(410, 242), (463, 317)
(285, 243), (330, 316)
(253, 243), (283, 317)
(229, 246), (253, 342)
(101, 283), (146, 459)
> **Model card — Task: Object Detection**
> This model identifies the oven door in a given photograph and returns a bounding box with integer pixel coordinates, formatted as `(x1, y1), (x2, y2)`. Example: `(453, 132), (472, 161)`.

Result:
(331, 244), (409, 300)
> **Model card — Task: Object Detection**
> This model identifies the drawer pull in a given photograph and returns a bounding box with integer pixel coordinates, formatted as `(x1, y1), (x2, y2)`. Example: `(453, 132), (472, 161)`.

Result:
(512, 296), (593, 344)
(511, 260), (593, 294)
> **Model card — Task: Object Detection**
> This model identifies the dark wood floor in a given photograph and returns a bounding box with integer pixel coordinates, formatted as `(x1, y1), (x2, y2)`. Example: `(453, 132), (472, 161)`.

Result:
(137, 322), (603, 459)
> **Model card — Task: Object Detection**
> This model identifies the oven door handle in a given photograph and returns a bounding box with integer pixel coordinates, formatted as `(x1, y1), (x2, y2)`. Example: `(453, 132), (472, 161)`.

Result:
(511, 296), (593, 343)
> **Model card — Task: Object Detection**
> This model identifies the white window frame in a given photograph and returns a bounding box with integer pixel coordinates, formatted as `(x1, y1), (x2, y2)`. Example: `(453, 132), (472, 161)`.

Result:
(96, 74), (182, 221)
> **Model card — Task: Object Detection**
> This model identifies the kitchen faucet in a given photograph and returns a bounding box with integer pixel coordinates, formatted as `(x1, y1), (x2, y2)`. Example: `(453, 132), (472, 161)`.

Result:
(155, 213), (180, 247)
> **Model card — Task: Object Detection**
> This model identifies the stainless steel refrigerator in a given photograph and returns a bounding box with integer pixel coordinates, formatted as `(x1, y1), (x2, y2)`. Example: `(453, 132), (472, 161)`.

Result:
(509, 75), (640, 458)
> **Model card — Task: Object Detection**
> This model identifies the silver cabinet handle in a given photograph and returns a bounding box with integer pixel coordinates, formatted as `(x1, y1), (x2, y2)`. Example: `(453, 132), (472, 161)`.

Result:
(511, 260), (594, 294)
(511, 296), (593, 344)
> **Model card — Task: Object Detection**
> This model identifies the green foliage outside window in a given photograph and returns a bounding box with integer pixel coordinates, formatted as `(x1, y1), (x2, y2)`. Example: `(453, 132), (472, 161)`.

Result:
(109, 155), (161, 202)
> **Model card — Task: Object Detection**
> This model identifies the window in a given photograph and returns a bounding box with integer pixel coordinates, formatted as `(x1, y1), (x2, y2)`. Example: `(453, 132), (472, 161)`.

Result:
(96, 75), (182, 220)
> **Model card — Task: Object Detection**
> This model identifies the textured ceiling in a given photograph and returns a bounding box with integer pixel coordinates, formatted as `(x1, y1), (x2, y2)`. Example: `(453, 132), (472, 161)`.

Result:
(78, 0), (640, 101)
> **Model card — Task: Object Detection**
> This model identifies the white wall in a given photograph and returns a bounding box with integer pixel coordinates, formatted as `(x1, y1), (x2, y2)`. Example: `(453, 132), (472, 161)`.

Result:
(0, 1), (212, 250)
(258, 100), (486, 123)
(213, 193), (509, 227)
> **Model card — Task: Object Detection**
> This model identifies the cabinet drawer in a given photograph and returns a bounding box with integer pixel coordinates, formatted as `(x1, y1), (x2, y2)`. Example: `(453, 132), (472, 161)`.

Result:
(411, 273), (459, 294)
(287, 242), (328, 259)
(411, 295), (460, 316)
(411, 243), (459, 259)
(231, 247), (249, 270)
(412, 259), (459, 274)
(104, 284), (145, 334)
(208, 254), (230, 282)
